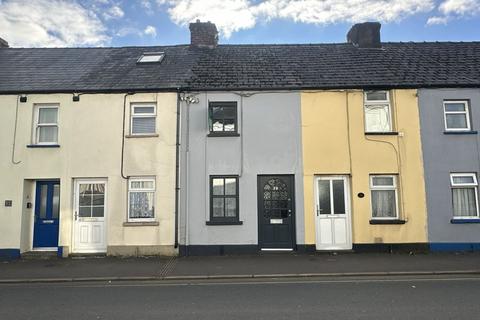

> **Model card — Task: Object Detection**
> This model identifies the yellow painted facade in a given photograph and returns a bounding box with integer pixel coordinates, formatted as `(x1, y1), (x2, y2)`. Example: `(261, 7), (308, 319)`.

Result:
(0, 93), (178, 256)
(301, 90), (428, 245)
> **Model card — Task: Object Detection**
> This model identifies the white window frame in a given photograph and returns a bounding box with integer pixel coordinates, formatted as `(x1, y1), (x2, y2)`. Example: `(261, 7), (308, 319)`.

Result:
(370, 175), (399, 220)
(450, 173), (479, 219)
(443, 100), (471, 132)
(127, 177), (156, 222)
(33, 104), (59, 145)
(130, 103), (157, 136)
(364, 90), (393, 133)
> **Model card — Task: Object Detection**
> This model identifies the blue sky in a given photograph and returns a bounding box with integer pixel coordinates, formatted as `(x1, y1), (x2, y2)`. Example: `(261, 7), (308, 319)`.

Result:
(0, 0), (479, 47)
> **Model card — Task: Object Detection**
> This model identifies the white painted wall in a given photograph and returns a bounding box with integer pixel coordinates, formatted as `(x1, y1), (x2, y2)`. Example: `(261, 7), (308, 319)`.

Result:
(0, 92), (177, 255)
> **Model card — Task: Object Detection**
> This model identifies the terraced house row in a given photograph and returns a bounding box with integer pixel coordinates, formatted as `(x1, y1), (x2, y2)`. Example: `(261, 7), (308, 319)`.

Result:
(1, 21), (479, 259)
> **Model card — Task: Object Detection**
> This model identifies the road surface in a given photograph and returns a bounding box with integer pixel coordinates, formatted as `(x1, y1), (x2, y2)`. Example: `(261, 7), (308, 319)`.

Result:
(1, 275), (479, 319)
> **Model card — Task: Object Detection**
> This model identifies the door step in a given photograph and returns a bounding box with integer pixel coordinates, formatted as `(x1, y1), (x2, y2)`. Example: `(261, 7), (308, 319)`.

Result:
(69, 253), (107, 259)
(22, 251), (58, 260)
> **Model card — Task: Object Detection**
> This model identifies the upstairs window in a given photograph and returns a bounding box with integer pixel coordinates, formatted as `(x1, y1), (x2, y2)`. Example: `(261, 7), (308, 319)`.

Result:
(444, 101), (471, 131)
(208, 102), (238, 136)
(131, 103), (156, 135)
(370, 175), (398, 219)
(128, 177), (155, 221)
(450, 173), (479, 219)
(364, 91), (393, 133)
(34, 105), (58, 145)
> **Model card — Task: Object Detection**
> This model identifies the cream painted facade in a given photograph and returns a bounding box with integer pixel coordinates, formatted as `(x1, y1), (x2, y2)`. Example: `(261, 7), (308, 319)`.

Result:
(301, 89), (428, 247)
(0, 92), (178, 257)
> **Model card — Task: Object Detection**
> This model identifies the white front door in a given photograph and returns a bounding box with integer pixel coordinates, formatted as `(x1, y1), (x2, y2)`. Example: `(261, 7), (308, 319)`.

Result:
(73, 179), (107, 253)
(315, 176), (352, 250)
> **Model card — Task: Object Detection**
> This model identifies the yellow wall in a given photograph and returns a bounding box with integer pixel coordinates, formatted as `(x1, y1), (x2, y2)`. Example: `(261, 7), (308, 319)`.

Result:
(301, 90), (428, 245)
(0, 93), (177, 255)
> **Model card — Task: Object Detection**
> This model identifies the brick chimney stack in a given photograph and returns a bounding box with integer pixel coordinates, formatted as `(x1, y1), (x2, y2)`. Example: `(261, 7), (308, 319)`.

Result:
(189, 20), (218, 48)
(347, 22), (381, 48)
(0, 37), (9, 48)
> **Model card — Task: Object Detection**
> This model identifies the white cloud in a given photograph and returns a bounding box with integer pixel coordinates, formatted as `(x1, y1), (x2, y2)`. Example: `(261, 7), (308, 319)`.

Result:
(162, 0), (256, 38)
(115, 26), (142, 37)
(256, 0), (435, 24)
(0, 0), (109, 47)
(426, 15), (449, 25)
(144, 25), (157, 37)
(427, 0), (479, 26)
(103, 5), (125, 20)
(439, 0), (480, 15)
(156, 0), (435, 38)
(140, 0), (153, 10)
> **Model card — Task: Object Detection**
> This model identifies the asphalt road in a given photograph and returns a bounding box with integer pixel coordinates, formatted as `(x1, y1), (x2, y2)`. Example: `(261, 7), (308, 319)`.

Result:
(1, 275), (479, 320)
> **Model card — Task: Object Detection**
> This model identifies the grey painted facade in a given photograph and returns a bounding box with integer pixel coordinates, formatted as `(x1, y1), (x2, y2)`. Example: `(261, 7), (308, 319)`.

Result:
(419, 88), (480, 247)
(179, 92), (304, 252)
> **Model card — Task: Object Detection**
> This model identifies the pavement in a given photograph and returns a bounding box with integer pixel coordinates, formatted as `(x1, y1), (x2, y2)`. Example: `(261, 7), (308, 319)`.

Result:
(1, 252), (480, 283)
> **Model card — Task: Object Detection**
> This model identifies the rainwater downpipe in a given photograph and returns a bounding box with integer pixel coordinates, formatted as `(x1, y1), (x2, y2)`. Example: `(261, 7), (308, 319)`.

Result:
(174, 89), (182, 248)
(239, 95), (244, 177)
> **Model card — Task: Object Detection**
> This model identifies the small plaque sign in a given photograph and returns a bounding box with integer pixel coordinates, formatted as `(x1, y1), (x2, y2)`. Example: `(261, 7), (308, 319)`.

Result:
(270, 218), (283, 224)
(4, 200), (12, 207)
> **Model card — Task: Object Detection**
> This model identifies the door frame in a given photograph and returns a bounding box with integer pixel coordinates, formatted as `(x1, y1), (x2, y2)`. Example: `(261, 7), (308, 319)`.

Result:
(72, 178), (108, 254)
(257, 174), (297, 250)
(314, 175), (352, 250)
(32, 180), (61, 250)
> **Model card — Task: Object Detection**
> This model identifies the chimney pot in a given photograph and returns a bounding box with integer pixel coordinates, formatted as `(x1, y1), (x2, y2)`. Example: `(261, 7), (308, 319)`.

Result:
(0, 37), (9, 48)
(347, 22), (381, 48)
(189, 20), (218, 48)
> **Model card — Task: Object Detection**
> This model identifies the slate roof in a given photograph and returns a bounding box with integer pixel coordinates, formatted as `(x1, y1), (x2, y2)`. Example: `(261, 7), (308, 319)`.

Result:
(0, 45), (199, 93)
(0, 42), (479, 93)
(188, 42), (480, 90)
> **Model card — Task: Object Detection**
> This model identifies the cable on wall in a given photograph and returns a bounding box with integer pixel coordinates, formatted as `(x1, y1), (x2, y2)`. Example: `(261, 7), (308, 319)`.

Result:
(121, 92), (134, 179)
(11, 95), (22, 165)
(364, 90), (404, 219)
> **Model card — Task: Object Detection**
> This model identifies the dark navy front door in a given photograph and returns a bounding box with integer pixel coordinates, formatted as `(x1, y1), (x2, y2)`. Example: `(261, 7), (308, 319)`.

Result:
(33, 181), (60, 248)
(258, 175), (296, 249)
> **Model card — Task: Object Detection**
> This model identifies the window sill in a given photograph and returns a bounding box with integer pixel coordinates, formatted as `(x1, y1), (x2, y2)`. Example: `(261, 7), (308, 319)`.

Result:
(443, 131), (478, 135)
(27, 144), (60, 148)
(369, 219), (406, 225)
(125, 134), (159, 138)
(207, 133), (240, 137)
(450, 219), (480, 224)
(206, 221), (243, 226)
(365, 132), (399, 136)
(123, 221), (159, 227)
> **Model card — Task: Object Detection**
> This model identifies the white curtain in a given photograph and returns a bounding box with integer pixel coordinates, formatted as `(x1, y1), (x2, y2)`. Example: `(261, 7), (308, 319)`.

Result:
(372, 190), (396, 218)
(129, 192), (154, 218)
(453, 188), (477, 217)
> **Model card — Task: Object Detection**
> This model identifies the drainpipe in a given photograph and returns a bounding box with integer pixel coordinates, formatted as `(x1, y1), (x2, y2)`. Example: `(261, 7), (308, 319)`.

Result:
(174, 89), (181, 248)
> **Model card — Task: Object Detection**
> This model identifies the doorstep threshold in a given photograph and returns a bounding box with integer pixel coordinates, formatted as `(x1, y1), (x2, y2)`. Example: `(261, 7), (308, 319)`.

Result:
(31, 247), (57, 252)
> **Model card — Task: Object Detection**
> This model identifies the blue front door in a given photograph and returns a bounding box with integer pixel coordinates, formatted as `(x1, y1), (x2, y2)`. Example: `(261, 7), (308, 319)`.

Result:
(33, 181), (60, 248)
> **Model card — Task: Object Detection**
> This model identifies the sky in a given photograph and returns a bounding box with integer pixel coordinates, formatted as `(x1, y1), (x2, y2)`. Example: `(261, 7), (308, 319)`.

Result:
(0, 0), (479, 48)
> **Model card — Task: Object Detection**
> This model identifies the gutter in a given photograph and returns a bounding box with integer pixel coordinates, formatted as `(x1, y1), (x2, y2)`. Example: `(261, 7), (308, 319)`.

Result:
(2, 83), (480, 96)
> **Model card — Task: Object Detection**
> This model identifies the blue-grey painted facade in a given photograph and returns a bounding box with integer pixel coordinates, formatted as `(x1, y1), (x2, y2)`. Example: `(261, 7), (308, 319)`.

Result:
(419, 88), (480, 250)
(179, 92), (304, 253)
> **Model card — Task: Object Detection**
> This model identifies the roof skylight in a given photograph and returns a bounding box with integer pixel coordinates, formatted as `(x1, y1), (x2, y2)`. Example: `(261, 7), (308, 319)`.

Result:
(137, 52), (165, 64)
